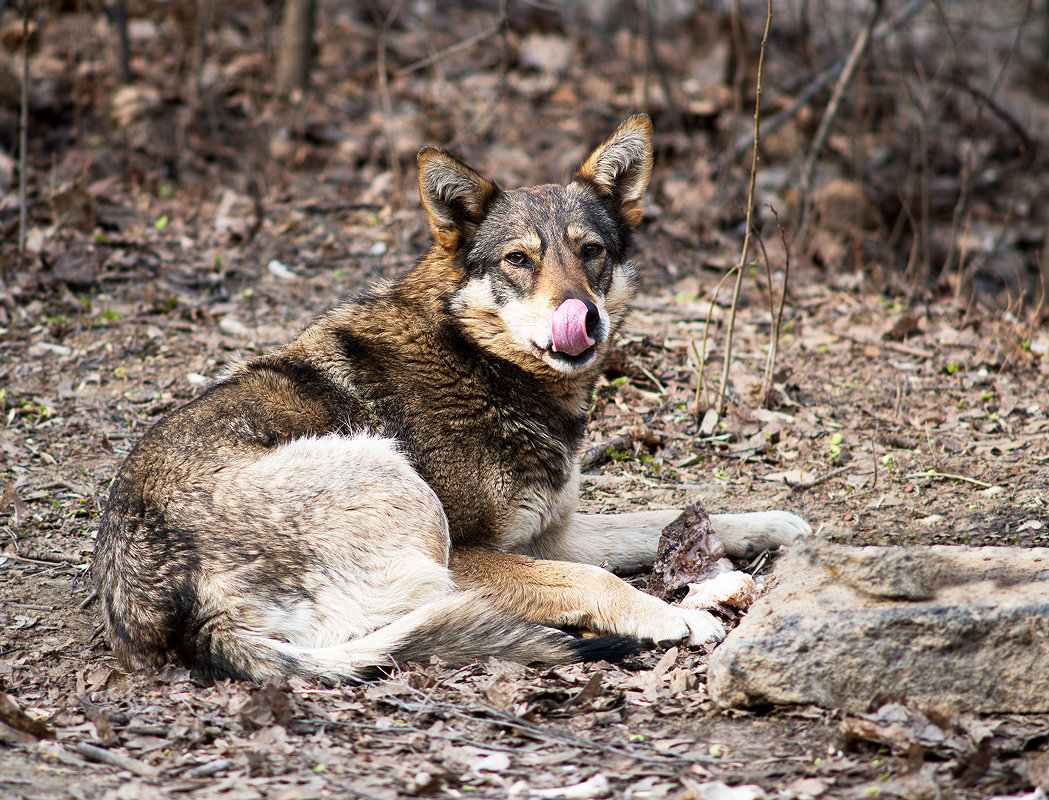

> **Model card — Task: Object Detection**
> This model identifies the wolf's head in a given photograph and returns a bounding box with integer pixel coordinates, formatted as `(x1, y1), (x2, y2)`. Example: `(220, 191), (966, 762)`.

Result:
(416, 115), (653, 379)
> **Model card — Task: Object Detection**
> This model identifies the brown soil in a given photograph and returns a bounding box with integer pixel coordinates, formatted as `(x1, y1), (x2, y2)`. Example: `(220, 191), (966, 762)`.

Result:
(2, 2), (1048, 798)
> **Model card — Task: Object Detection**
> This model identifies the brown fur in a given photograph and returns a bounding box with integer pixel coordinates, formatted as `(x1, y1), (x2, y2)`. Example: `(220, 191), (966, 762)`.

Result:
(92, 116), (809, 683)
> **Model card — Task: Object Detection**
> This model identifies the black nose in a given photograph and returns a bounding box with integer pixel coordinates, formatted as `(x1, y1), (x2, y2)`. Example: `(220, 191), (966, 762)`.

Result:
(583, 300), (600, 336)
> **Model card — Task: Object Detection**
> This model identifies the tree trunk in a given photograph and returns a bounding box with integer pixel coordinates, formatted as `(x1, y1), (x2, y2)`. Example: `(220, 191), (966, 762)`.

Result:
(275, 0), (316, 98)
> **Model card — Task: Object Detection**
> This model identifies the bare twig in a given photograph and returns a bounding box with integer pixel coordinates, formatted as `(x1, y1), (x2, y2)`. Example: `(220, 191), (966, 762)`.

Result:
(2, 552), (85, 567)
(639, 0), (685, 130)
(3, 550), (84, 566)
(397, 22), (503, 76)
(943, 0), (1032, 292)
(717, 0), (772, 416)
(71, 743), (159, 778)
(833, 330), (936, 359)
(579, 433), (634, 470)
(16, 0), (29, 277)
(727, 0), (747, 146)
(728, 0), (932, 163)
(796, 0), (883, 245)
(904, 469), (996, 488)
(375, 0), (407, 203)
(0, 692), (55, 739)
(692, 267), (739, 417)
(108, 0), (131, 84)
(443, 0), (510, 151)
(954, 77), (1035, 164)
(758, 206), (792, 407)
(637, 363), (666, 394)
(785, 464), (855, 492)
(377, 685), (721, 766)
(276, 0), (317, 98)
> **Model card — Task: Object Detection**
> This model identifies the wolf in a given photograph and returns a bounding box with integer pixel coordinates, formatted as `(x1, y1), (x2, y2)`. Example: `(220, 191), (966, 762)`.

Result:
(92, 115), (810, 683)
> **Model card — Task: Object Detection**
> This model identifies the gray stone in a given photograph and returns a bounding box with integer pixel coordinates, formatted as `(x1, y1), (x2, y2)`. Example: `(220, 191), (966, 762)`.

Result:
(707, 543), (1049, 713)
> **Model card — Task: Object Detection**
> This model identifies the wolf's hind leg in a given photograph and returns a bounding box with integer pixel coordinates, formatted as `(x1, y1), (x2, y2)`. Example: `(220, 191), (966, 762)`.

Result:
(200, 435), (636, 680)
(191, 433), (456, 680)
(528, 508), (811, 568)
(708, 511), (811, 558)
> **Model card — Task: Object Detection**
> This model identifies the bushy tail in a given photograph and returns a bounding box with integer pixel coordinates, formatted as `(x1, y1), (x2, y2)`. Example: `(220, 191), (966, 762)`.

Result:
(192, 592), (638, 684)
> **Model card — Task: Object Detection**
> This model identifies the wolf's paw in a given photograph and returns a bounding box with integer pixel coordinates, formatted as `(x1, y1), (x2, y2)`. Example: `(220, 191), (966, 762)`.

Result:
(677, 607), (726, 646)
(710, 510), (812, 558)
(625, 598), (726, 648)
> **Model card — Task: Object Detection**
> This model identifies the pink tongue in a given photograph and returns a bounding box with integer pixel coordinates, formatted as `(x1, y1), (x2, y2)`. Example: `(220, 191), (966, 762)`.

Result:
(551, 299), (597, 356)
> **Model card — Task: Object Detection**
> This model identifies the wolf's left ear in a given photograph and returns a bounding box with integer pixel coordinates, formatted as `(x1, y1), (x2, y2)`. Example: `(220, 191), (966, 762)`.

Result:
(418, 147), (501, 250)
(573, 114), (654, 229)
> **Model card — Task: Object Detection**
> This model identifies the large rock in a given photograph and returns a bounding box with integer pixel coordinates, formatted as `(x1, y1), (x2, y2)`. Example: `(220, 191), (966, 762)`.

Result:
(707, 543), (1049, 713)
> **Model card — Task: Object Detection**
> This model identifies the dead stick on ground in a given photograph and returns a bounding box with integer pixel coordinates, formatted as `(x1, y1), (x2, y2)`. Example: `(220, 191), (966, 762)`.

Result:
(579, 433), (633, 470)
(833, 330), (936, 359)
(72, 743), (159, 778)
(904, 469), (996, 489)
(796, 0), (883, 244)
(2, 552), (85, 567)
(638, 363), (666, 394)
(717, 0), (772, 416)
(785, 464), (855, 492)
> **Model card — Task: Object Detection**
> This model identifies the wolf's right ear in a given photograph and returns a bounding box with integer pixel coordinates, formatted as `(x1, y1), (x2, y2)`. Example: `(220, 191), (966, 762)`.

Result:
(418, 147), (501, 250)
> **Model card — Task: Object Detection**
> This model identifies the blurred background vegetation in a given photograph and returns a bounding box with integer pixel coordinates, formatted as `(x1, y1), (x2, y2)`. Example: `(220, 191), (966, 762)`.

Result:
(1, 0), (1047, 315)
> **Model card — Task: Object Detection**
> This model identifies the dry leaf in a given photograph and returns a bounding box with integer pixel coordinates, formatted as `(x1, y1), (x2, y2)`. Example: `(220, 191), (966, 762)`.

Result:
(0, 692), (55, 740)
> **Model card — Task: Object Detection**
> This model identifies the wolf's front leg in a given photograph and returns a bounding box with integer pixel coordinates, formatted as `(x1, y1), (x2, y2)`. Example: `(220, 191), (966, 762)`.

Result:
(527, 509), (811, 568)
(709, 511), (812, 558)
(449, 547), (725, 646)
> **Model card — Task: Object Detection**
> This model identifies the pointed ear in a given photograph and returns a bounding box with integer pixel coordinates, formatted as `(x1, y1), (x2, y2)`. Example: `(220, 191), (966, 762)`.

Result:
(573, 114), (653, 228)
(417, 147), (501, 250)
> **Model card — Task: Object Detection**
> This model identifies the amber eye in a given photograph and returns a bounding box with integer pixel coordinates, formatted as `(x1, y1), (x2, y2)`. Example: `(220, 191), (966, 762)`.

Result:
(582, 243), (603, 259)
(505, 252), (531, 268)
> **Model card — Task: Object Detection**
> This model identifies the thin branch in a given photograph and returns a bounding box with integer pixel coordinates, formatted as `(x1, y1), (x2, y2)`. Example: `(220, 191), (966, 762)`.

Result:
(639, 0), (686, 131)
(954, 77), (1035, 164)
(717, 0), (772, 416)
(108, 0), (131, 84)
(443, 0), (510, 151)
(942, 0), (1032, 290)
(904, 469), (996, 488)
(833, 330), (936, 359)
(71, 743), (159, 778)
(16, 0), (29, 278)
(579, 433), (633, 470)
(375, 0), (407, 204)
(693, 267), (739, 417)
(377, 684), (722, 766)
(728, 0), (932, 164)
(637, 363), (666, 394)
(759, 206), (792, 407)
(796, 0), (883, 245)
(397, 22), (503, 77)
(785, 464), (855, 492)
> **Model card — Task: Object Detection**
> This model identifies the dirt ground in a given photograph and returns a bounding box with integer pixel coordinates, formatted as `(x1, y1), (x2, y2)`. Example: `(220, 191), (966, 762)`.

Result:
(2, 2), (1049, 798)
